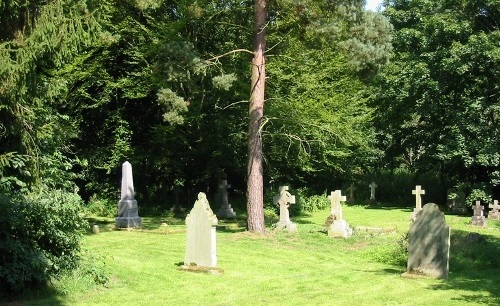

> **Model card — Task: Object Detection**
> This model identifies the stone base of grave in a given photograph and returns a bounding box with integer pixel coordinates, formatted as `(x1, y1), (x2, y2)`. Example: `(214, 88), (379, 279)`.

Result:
(274, 221), (297, 232)
(488, 212), (500, 220)
(115, 199), (141, 228)
(328, 220), (352, 238)
(179, 264), (224, 275)
(471, 216), (487, 227)
(216, 205), (236, 219)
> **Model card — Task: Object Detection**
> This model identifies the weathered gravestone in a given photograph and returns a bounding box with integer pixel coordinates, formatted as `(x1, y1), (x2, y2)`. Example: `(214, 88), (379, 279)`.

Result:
(325, 190), (352, 238)
(369, 182), (377, 201)
(410, 185), (425, 222)
(447, 188), (467, 215)
(170, 186), (185, 214)
(407, 203), (450, 279)
(184, 192), (218, 267)
(216, 179), (236, 219)
(471, 201), (487, 227)
(273, 186), (297, 232)
(488, 200), (500, 220)
(115, 161), (142, 228)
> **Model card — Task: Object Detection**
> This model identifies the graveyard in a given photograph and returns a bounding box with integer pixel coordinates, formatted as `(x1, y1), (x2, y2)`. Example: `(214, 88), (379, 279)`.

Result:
(6, 183), (500, 305)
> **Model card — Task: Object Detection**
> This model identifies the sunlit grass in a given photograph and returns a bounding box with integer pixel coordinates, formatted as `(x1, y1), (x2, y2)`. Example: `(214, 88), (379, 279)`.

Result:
(12, 204), (500, 305)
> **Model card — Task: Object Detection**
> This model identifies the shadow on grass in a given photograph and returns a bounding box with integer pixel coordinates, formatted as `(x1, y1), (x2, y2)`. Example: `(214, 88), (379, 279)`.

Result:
(0, 284), (65, 306)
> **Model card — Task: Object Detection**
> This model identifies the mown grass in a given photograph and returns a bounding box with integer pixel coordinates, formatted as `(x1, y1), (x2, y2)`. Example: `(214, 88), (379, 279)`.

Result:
(7, 204), (500, 305)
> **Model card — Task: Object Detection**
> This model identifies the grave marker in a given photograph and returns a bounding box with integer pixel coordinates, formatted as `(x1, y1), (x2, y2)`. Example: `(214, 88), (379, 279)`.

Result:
(471, 201), (487, 227)
(216, 179), (236, 219)
(115, 161), (142, 228)
(369, 182), (377, 201)
(347, 184), (356, 203)
(273, 186), (297, 232)
(410, 185), (425, 222)
(326, 190), (352, 238)
(488, 200), (500, 220)
(447, 188), (467, 215)
(407, 203), (450, 279)
(184, 192), (218, 267)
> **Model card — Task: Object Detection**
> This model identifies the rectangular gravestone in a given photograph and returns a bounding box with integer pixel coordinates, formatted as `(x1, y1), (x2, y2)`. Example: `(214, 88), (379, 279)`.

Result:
(184, 192), (218, 267)
(273, 186), (297, 232)
(115, 161), (142, 228)
(471, 201), (487, 227)
(407, 203), (450, 279)
(488, 200), (500, 220)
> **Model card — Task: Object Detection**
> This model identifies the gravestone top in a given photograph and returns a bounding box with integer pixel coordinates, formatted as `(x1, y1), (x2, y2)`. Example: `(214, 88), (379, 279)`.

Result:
(184, 192), (218, 267)
(369, 182), (377, 200)
(407, 203), (450, 279)
(488, 200), (500, 220)
(273, 186), (297, 232)
(410, 185), (425, 222)
(328, 190), (346, 221)
(471, 201), (487, 227)
(115, 161), (141, 228)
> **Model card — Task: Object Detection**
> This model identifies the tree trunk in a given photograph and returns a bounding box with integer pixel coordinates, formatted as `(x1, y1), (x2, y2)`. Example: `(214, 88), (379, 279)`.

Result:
(246, 0), (267, 233)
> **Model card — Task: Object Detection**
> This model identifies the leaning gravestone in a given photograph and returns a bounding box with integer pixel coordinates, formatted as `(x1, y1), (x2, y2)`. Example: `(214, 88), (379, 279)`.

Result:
(273, 186), (297, 232)
(410, 185), (425, 222)
(184, 192), (218, 267)
(326, 190), (352, 238)
(115, 161), (142, 228)
(216, 179), (236, 219)
(471, 201), (487, 227)
(488, 200), (500, 220)
(407, 203), (450, 279)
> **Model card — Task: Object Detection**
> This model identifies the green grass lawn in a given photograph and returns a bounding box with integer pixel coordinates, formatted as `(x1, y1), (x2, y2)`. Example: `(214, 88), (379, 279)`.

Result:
(11, 204), (500, 305)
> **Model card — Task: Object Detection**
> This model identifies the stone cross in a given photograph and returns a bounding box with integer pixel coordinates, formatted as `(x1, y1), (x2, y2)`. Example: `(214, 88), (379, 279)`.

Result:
(369, 182), (377, 200)
(471, 201), (487, 227)
(407, 203), (450, 279)
(216, 179), (236, 218)
(273, 186), (297, 231)
(115, 161), (142, 228)
(412, 185), (426, 210)
(328, 190), (346, 221)
(184, 192), (218, 267)
(347, 184), (356, 202)
(488, 200), (500, 220)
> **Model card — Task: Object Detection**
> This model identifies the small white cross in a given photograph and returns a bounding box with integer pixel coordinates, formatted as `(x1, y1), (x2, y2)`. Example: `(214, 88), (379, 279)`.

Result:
(412, 185), (425, 210)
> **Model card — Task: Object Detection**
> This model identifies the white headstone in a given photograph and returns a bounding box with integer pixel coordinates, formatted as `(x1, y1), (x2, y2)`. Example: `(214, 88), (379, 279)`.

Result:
(273, 186), (297, 232)
(369, 182), (377, 200)
(184, 192), (218, 267)
(488, 200), (500, 220)
(410, 185), (425, 222)
(216, 179), (236, 219)
(115, 161), (142, 228)
(326, 190), (352, 238)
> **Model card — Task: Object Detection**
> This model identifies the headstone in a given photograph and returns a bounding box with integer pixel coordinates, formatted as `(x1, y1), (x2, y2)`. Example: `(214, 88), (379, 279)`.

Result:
(369, 182), (377, 201)
(347, 184), (356, 203)
(184, 192), (218, 267)
(471, 201), (487, 227)
(273, 186), (297, 232)
(326, 190), (352, 238)
(170, 186), (184, 214)
(410, 185), (425, 222)
(407, 203), (450, 279)
(216, 179), (236, 219)
(488, 200), (500, 220)
(115, 161), (142, 228)
(447, 188), (467, 215)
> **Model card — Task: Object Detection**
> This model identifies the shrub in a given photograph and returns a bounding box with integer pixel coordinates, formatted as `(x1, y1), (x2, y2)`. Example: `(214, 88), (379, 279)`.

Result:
(85, 196), (116, 217)
(0, 188), (87, 294)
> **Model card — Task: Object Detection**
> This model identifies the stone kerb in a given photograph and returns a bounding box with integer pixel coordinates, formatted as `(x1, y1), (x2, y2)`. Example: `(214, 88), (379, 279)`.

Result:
(184, 192), (218, 268)
(115, 161), (142, 228)
(406, 203), (450, 279)
(273, 186), (297, 232)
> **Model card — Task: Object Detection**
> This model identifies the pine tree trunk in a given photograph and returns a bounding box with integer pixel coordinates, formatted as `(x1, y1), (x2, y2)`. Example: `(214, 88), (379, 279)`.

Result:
(246, 0), (267, 233)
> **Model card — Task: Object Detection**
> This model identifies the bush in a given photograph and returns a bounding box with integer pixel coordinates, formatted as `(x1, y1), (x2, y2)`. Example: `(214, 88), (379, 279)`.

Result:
(84, 196), (116, 217)
(0, 188), (87, 294)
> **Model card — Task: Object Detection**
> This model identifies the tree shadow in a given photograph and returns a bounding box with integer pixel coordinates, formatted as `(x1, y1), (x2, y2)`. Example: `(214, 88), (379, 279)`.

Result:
(0, 283), (65, 305)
